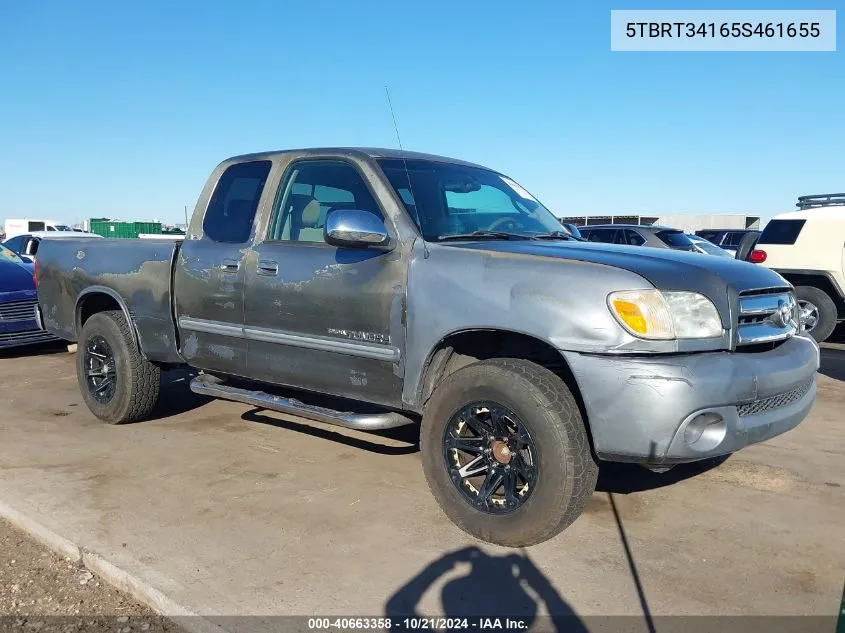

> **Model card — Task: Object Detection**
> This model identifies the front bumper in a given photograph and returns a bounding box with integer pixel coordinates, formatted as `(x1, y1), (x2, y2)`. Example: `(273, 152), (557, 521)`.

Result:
(562, 335), (820, 464)
(0, 296), (59, 350)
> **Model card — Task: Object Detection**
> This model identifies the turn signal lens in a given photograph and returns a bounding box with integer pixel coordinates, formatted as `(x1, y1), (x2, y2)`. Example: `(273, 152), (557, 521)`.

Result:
(611, 300), (648, 334)
(607, 290), (675, 340)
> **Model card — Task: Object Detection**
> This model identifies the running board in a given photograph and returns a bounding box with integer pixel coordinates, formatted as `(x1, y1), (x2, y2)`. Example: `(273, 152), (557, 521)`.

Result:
(190, 374), (414, 431)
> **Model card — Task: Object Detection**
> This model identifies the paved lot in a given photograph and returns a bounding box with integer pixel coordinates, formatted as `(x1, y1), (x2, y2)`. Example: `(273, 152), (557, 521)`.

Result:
(0, 342), (843, 626)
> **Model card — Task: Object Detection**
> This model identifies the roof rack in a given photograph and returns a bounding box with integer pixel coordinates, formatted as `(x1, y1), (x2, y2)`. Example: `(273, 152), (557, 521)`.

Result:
(796, 193), (845, 209)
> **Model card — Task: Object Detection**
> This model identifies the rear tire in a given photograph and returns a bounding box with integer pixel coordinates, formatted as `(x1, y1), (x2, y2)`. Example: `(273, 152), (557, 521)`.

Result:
(76, 310), (160, 424)
(420, 358), (597, 547)
(794, 286), (837, 343)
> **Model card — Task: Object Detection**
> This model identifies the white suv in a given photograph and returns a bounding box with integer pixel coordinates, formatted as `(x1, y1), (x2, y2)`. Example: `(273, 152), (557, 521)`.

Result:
(749, 193), (845, 342)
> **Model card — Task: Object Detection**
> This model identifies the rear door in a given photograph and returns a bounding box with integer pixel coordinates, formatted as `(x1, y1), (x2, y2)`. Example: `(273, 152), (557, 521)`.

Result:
(173, 160), (272, 375)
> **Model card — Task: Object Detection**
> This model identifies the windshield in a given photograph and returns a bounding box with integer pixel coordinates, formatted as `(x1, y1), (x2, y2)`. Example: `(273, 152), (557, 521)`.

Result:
(689, 236), (733, 257)
(0, 246), (24, 264)
(378, 159), (564, 241)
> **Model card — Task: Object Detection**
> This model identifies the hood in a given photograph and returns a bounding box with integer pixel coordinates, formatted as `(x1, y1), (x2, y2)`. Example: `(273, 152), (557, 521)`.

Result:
(443, 240), (791, 324)
(0, 260), (37, 294)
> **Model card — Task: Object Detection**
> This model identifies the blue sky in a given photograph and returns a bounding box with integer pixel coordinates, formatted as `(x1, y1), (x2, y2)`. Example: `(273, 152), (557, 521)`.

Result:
(0, 0), (842, 226)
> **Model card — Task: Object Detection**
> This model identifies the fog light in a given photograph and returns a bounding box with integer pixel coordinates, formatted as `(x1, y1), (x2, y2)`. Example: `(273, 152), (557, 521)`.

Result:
(684, 412), (727, 451)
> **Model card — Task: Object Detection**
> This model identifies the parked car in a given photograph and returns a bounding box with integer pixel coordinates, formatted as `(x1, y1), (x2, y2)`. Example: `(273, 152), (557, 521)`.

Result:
(694, 229), (760, 257)
(0, 246), (59, 349)
(579, 224), (696, 250)
(3, 231), (102, 263)
(686, 234), (734, 257)
(35, 148), (819, 547)
(748, 193), (845, 342)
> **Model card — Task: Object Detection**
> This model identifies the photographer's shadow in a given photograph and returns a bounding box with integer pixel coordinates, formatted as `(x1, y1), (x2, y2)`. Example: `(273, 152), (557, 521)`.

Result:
(385, 547), (587, 632)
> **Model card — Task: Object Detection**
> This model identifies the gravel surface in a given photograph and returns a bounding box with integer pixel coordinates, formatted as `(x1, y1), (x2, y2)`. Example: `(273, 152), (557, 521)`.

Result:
(0, 518), (186, 632)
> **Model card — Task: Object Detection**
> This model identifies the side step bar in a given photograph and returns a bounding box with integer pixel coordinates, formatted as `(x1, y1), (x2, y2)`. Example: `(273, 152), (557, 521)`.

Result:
(189, 374), (415, 431)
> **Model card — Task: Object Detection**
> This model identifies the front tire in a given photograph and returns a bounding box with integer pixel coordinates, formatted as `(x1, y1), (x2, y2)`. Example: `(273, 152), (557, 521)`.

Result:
(794, 286), (837, 343)
(420, 358), (597, 547)
(76, 310), (160, 424)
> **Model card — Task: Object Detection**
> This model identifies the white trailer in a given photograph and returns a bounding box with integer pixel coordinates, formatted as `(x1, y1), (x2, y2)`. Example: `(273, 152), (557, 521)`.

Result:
(4, 218), (71, 239)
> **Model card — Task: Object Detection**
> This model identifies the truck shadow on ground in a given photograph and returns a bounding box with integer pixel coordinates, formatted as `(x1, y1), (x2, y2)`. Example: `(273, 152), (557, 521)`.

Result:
(0, 340), (68, 359)
(145, 368), (212, 421)
(241, 407), (420, 455)
(384, 547), (589, 632)
(596, 456), (729, 494)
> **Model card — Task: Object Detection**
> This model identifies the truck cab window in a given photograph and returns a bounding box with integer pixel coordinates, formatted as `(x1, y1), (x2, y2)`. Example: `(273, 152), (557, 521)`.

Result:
(269, 161), (381, 243)
(203, 161), (271, 244)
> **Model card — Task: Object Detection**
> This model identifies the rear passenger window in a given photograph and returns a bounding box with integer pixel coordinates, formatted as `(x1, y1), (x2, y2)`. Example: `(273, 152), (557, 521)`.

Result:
(724, 232), (745, 247)
(624, 229), (646, 246)
(203, 161), (272, 244)
(758, 219), (807, 245)
(587, 229), (616, 243)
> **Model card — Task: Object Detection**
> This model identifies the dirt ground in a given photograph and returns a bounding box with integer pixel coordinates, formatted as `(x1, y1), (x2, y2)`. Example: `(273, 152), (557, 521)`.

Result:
(0, 517), (185, 632)
(0, 339), (842, 627)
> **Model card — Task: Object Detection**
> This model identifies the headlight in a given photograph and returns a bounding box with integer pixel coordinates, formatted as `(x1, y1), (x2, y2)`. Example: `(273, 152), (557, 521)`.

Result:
(608, 290), (723, 340)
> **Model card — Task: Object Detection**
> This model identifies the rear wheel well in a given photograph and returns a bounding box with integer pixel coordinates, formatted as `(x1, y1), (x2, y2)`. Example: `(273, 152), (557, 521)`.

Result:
(780, 273), (845, 319)
(418, 330), (595, 452)
(77, 292), (150, 359)
(77, 293), (122, 331)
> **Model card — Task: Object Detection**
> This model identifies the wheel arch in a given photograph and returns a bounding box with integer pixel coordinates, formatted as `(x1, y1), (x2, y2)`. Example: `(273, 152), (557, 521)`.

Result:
(779, 272), (845, 319)
(414, 328), (596, 450)
(75, 287), (141, 351)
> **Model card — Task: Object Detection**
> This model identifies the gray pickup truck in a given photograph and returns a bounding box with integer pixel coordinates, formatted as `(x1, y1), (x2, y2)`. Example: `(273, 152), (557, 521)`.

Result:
(36, 148), (820, 546)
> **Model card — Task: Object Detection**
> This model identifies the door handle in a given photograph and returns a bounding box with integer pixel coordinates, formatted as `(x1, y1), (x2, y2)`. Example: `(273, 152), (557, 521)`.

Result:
(257, 260), (279, 276)
(220, 259), (240, 272)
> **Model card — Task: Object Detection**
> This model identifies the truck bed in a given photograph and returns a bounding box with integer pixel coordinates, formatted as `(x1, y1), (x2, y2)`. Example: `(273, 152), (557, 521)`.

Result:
(36, 238), (183, 364)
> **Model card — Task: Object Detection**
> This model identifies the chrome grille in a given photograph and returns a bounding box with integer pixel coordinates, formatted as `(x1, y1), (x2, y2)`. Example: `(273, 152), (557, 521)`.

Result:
(0, 299), (38, 322)
(736, 290), (798, 346)
(737, 380), (813, 417)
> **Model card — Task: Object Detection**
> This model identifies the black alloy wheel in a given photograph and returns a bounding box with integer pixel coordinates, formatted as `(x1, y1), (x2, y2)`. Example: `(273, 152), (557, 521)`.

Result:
(443, 401), (538, 514)
(84, 334), (117, 404)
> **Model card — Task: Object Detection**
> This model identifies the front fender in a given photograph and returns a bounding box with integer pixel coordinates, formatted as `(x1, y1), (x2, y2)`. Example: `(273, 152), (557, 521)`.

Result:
(401, 241), (657, 408)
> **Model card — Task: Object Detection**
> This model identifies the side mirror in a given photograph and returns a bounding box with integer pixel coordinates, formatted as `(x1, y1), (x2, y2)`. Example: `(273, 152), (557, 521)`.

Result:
(324, 209), (391, 249)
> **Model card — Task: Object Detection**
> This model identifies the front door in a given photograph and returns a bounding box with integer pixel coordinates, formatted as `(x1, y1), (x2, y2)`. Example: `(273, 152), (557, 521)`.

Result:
(173, 160), (272, 375)
(243, 159), (406, 408)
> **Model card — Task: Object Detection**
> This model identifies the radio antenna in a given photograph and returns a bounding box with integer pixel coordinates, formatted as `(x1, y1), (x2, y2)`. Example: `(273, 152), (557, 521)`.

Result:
(385, 86), (428, 257)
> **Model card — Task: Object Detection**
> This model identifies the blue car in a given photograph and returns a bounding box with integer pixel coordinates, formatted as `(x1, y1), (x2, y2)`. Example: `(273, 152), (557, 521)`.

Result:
(0, 246), (58, 349)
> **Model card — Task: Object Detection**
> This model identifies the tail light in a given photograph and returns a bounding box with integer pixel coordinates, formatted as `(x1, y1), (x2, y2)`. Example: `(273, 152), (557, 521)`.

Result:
(749, 249), (767, 264)
(33, 257), (39, 286)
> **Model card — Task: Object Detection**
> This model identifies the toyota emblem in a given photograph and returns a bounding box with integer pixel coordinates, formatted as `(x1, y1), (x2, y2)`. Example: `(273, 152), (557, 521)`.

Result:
(771, 298), (794, 329)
